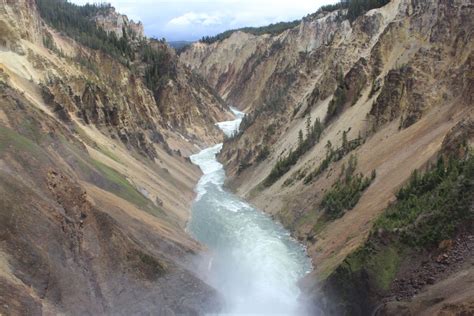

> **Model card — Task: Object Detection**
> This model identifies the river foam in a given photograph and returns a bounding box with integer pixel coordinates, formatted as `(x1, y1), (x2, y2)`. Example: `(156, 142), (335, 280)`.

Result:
(188, 107), (311, 315)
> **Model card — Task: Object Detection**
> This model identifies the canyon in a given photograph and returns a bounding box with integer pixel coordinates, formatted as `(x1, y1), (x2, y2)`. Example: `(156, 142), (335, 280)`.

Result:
(182, 0), (473, 314)
(0, 0), (473, 315)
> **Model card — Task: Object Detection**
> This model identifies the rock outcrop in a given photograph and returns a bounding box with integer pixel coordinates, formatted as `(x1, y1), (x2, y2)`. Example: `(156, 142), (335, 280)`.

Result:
(94, 6), (145, 40)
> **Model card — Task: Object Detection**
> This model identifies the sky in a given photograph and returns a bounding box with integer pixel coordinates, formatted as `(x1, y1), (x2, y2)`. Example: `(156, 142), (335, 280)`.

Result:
(70, 0), (339, 42)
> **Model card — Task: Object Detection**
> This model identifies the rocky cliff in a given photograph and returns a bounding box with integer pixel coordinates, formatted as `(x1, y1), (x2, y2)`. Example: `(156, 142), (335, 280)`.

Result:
(182, 0), (473, 314)
(0, 0), (232, 314)
(94, 5), (145, 40)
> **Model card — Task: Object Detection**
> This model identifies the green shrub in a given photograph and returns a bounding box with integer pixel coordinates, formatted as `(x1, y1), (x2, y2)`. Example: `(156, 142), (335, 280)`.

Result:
(320, 155), (374, 219)
(304, 131), (363, 184)
(256, 146), (270, 162)
(262, 117), (324, 187)
(346, 0), (391, 22)
(141, 41), (177, 92)
(323, 150), (472, 315)
(374, 154), (474, 247)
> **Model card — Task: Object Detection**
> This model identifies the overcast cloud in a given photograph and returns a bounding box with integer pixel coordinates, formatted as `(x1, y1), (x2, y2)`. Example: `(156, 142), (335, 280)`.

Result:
(70, 0), (338, 41)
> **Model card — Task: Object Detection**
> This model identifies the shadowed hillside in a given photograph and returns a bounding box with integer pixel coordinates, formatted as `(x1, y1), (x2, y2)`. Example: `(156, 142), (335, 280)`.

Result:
(0, 0), (233, 314)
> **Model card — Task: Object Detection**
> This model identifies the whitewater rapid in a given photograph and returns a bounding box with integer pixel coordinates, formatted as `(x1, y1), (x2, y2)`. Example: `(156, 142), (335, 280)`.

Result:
(188, 108), (312, 315)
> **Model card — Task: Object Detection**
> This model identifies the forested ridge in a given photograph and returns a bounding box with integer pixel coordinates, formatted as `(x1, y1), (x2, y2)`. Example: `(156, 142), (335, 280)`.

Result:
(199, 20), (301, 44)
(37, 0), (176, 93)
(199, 0), (391, 45)
(37, 0), (134, 61)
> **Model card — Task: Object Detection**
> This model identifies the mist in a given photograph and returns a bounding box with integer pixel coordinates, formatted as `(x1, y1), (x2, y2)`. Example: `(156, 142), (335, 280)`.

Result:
(187, 109), (312, 315)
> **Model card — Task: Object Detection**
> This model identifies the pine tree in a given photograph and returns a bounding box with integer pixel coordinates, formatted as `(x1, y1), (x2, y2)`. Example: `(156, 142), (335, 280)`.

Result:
(313, 118), (323, 142)
(298, 129), (304, 151)
(306, 115), (312, 138)
(342, 130), (348, 152)
(325, 140), (333, 158)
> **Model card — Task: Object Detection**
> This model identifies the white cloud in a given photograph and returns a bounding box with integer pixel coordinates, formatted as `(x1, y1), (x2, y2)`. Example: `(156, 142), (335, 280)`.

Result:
(69, 0), (339, 41)
(168, 12), (224, 27)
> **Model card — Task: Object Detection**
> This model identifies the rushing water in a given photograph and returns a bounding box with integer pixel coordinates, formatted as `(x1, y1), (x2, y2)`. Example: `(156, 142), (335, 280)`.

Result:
(188, 108), (312, 315)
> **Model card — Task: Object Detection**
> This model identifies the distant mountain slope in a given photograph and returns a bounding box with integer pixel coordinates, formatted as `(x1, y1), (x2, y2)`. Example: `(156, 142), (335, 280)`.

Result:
(198, 19), (301, 44)
(168, 40), (193, 49)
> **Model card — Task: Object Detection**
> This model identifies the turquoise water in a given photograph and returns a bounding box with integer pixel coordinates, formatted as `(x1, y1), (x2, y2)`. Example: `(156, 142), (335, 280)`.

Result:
(188, 108), (312, 315)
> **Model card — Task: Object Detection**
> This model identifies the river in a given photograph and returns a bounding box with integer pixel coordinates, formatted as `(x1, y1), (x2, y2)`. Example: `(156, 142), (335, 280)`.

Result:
(188, 108), (312, 315)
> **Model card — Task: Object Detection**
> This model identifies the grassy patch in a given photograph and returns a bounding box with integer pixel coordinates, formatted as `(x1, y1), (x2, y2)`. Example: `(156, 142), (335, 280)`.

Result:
(0, 125), (42, 153)
(68, 143), (165, 219)
(73, 124), (122, 163)
(89, 159), (164, 217)
(370, 246), (402, 290)
(73, 125), (98, 147)
(339, 241), (402, 290)
(98, 145), (122, 163)
(310, 215), (330, 235)
(126, 249), (167, 280)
